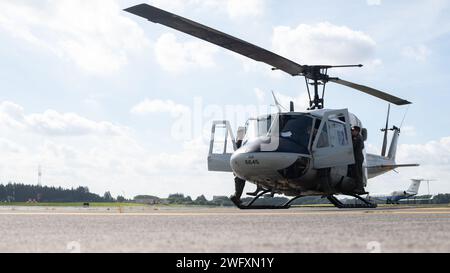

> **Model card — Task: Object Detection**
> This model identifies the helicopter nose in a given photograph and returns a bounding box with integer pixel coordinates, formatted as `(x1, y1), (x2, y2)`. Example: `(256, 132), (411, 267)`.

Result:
(231, 150), (305, 181)
(230, 152), (255, 179)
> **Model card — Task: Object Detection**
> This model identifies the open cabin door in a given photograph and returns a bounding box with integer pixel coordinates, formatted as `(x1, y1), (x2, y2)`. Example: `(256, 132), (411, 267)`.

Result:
(312, 109), (355, 169)
(208, 121), (237, 172)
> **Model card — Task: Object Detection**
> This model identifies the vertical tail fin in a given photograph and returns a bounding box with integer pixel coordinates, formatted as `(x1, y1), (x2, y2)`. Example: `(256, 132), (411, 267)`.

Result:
(381, 104), (391, 157)
(407, 179), (422, 195)
(380, 104), (400, 161)
(387, 126), (400, 161)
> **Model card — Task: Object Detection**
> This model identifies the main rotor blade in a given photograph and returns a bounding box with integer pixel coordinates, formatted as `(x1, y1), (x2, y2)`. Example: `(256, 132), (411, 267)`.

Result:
(124, 4), (306, 76)
(329, 78), (411, 106)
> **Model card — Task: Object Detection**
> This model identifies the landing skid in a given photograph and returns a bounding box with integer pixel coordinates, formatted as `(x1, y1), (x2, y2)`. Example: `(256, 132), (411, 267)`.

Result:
(232, 190), (377, 210)
(234, 190), (303, 210)
(327, 194), (378, 209)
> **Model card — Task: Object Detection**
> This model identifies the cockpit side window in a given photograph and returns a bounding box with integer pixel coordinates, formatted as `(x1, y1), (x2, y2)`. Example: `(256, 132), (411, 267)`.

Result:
(329, 121), (349, 146)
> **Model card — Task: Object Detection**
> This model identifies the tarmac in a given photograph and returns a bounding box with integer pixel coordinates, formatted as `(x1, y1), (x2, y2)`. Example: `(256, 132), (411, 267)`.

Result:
(1, 205), (450, 253)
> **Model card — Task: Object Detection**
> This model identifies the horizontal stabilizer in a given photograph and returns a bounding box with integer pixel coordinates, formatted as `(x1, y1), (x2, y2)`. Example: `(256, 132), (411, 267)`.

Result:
(366, 164), (420, 171)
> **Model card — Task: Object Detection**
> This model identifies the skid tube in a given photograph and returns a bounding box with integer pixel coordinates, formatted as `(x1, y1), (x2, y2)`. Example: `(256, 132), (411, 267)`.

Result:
(327, 194), (378, 209)
(236, 190), (304, 210)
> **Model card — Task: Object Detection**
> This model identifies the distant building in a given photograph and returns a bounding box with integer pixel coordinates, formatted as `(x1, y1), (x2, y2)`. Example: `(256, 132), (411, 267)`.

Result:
(134, 195), (161, 205)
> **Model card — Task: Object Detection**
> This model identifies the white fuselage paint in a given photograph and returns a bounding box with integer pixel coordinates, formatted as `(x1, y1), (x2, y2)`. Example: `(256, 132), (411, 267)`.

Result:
(229, 109), (402, 197)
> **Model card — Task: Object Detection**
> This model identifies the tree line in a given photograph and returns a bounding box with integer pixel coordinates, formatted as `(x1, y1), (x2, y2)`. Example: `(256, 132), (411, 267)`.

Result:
(2, 183), (450, 205)
(0, 183), (120, 203)
(162, 193), (450, 206)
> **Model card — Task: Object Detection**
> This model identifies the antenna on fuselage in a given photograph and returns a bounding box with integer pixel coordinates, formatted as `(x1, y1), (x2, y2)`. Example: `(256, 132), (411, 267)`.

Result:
(271, 91), (287, 113)
(399, 105), (410, 130)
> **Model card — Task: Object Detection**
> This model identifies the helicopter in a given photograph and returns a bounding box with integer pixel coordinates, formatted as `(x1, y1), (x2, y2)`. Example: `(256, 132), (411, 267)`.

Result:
(125, 4), (419, 209)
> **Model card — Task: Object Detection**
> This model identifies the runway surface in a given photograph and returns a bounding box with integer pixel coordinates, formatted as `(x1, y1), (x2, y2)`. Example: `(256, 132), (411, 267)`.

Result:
(1, 206), (450, 253)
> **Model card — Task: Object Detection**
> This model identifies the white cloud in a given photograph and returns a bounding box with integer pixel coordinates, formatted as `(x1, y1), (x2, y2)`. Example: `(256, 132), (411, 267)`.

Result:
(131, 99), (190, 117)
(0, 138), (24, 154)
(0, 101), (27, 129)
(148, 0), (265, 19)
(0, 101), (127, 137)
(147, 0), (190, 13)
(402, 45), (432, 62)
(144, 1), (266, 73)
(254, 88), (266, 104)
(0, 0), (149, 75)
(367, 0), (382, 6)
(226, 0), (265, 19)
(154, 33), (219, 72)
(397, 137), (450, 166)
(26, 110), (127, 137)
(272, 22), (377, 65)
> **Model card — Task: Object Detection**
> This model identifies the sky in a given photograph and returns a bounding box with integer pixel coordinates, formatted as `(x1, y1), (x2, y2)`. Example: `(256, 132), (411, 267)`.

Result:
(0, 0), (449, 199)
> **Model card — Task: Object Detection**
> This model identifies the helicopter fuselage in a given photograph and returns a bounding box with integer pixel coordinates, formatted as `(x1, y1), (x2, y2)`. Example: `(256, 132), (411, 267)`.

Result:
(227, 109), (397, 197)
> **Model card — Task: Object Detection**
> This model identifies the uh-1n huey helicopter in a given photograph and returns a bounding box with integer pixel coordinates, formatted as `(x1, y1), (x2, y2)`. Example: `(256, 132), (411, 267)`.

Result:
(125, 4), (419, 209)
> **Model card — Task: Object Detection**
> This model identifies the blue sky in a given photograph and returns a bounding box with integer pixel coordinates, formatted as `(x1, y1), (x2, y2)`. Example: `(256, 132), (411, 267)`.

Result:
(0, 0), (449, 198)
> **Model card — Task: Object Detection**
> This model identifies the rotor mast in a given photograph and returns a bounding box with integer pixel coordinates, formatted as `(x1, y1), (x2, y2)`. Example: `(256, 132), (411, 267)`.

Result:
(303, 65), (363, 110)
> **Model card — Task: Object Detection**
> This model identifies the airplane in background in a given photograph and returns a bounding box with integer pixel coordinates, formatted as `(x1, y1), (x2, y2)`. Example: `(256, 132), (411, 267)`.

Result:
(367, 179), (435, 204)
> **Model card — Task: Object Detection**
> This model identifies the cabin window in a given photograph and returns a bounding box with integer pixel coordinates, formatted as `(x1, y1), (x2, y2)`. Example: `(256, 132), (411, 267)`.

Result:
(317, 123), (329, 148)
(329, 121), (349, 146)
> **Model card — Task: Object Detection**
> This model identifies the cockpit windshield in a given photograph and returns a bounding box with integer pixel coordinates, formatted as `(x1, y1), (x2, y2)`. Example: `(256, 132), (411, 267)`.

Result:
(242, 115), (274, 144)
(269, 114), (314, 148)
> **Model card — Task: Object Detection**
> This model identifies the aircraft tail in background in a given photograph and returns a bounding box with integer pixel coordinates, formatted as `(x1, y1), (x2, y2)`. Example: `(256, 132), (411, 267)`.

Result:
(407, 179), (423, 195)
